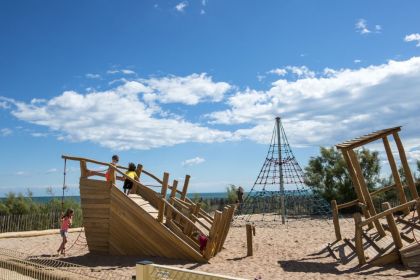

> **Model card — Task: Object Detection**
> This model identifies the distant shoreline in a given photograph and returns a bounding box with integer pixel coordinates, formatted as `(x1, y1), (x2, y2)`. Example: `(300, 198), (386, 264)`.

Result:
(0, 192), (229, 202)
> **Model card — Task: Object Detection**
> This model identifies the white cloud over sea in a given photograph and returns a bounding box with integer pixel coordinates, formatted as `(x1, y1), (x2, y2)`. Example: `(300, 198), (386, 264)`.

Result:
(1, 57), (420, 160)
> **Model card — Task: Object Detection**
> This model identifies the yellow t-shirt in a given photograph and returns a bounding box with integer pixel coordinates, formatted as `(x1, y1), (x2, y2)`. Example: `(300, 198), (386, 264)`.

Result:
(125, 171), (138, 180)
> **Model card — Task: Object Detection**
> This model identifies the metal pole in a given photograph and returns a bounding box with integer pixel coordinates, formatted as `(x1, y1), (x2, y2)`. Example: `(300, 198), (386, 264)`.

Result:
(276, 117), (286, 224)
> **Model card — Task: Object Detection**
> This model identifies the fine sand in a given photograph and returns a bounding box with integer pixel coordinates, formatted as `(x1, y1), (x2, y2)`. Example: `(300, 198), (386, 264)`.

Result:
(0, 217), (419, 280)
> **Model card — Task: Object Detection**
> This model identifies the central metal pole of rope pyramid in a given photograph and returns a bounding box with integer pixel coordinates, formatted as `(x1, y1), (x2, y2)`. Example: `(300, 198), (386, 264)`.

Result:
(276, 117), (286, 224)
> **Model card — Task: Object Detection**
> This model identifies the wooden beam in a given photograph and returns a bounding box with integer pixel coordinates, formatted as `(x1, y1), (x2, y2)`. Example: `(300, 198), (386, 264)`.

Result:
(158, 172), (169, 223)
(246, 224), (253, 256)
(181, 175), (190, 201)
(361, 199), (417, 227)
(393, 132), (419, 199)
(354, 212), (366, 265)
(336, 126), (401, 150)
(382, 202), (403, 249)
(342, 150), (372, 228)
(331, 200), (342, 241)
(170, 180), (178, 198)
(383, 136), (409, 214)
(348, 150), (386, 237)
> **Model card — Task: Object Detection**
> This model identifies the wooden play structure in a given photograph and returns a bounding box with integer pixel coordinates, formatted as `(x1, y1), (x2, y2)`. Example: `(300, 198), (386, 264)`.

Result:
(62, 155), (235, 262)
(330, 126), (420, 267)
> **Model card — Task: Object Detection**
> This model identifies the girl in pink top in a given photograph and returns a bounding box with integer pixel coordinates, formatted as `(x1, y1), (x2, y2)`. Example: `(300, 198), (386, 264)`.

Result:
(57, 208), (74, 256)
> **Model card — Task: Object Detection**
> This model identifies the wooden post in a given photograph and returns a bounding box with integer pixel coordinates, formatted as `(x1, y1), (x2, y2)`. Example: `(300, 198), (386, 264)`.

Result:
(331, 200), (342, 240)
(158, 172), (169, 223)
(393, 132), (419, 199)
(382, 202), (403, 249)
(170, 180), (178, 198)
(383, 136), (409, 214)
(342, 150), (373, 228)
(166, 197), (174, 222)
(246, 224), (253, 256)
(204, 211), (222, 259)
(417, 199), (420, 219)
(80, 160), (88, 178)
(181, 175), (190, 201)
(348, 150), (386, 237)
(354, 212), (366, 265)
(109, 166), (116, 186)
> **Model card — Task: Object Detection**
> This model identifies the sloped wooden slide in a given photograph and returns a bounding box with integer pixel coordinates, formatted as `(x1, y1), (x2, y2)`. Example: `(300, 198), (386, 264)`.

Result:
(63, 155), (235, 263)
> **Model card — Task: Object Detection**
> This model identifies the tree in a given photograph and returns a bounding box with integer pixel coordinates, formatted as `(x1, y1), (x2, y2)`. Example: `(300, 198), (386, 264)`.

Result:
(226, 184), (238, 204)
(304, 147), (382, 204)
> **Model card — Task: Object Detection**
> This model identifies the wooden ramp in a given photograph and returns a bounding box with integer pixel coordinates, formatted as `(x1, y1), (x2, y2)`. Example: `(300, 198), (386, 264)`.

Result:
(65, 155), (235, 262)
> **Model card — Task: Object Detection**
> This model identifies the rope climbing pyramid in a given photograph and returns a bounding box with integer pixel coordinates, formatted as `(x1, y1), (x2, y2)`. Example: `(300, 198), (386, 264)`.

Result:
(234, 117), (332, 226)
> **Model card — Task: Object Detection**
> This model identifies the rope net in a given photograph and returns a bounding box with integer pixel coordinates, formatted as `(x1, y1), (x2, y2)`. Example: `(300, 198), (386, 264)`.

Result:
(234, 117), (332, 226)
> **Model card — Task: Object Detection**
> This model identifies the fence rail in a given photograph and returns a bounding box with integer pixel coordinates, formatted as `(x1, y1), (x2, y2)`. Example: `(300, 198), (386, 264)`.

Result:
(0, 212), (83, 233)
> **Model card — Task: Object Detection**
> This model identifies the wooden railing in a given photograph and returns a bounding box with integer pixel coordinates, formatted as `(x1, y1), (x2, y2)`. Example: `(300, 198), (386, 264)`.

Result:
(352, 198), (420, 265)
(331, 183), (404, 241)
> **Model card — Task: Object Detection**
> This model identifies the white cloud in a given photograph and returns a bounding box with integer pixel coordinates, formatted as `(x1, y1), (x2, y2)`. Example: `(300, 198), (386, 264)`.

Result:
(46, 168), (58, 174)
(142, 73), (231, 105)
(268, 68), (287, 76)
(182, 157), (205, 166)
(268, 66), (315, 78)
(354, 59), (362, 64)
(405, 33), (420, 47)
(200, 9), (206, 15)
(208, 57), (420, 159)
(202, 0), (206, 6)
(85, 73), (101, 79)
(375, 25), (382, 32)
(0, 128), (12, 136)
(15, 171), (25, 176)
(107, 69), (136, 75)
(355, 19), (370, 34)
(3, 81), (233, 150)
(175, 1), (188, 12)
(31, 132), (48, 137)
(0, 101), (10, 109)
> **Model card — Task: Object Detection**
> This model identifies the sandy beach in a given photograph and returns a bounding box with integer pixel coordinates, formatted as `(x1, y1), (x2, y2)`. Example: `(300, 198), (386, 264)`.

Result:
(0, 217), (418, 280)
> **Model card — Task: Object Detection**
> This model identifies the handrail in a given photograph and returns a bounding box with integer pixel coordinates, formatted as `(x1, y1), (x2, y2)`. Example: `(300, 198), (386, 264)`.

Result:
(360, 199), (418, 227)
(162, 199), (205, 236)
(62, 155), (164, 188)
(336, 184), (398, 210)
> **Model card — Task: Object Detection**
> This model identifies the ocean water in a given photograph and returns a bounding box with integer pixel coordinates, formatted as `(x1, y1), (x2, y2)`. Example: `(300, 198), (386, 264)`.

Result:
(0, 192), (228, 204)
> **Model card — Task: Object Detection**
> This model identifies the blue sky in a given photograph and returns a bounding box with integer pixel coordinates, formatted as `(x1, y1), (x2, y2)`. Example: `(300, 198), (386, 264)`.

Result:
(1, 0), (420, 197)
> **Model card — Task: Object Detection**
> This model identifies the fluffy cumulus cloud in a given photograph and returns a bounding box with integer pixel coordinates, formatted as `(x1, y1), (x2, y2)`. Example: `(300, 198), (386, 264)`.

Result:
(2, 79), (233, 150)
(208, 57), (420, 157)
(405, 33), (420, 47)
(182, 157), (205, 166)
(175, 1), (188, 12)
(142, 73), (231, 105)
(355, 19), (381, 35)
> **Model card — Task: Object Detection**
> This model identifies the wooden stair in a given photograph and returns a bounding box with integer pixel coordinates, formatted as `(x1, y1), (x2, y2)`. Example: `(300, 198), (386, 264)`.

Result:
(128, 194), (159, 219)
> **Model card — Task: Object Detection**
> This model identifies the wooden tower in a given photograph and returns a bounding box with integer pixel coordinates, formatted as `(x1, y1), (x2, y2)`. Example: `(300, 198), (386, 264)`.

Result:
(330, 126), (420, 267)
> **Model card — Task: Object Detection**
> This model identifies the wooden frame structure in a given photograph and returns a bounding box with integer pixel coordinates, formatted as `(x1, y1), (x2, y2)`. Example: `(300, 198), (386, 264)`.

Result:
(62, 155), (235, 262)
(330, 127), (420, 266)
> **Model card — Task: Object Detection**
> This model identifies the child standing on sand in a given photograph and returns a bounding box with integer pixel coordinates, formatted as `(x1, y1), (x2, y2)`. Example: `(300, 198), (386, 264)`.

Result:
(105, 155), (119, 181)
(57, 208), (74, 256)
(123, 162), (138, 195)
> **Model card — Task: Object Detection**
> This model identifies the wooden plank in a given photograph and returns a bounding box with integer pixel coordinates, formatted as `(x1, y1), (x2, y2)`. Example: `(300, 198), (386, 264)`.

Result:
(354, 212), (366, 265)
(383, 136), (409, 214)
(382, 202), (403, 249)
(204, 211), (222, 259)
(109, 187), (205, 261)
(349, 150), (385, 236)
(331, 200), (342, 240)
(181, 175), (190, 200)
(336, 127), (401, 149)
(246, 224), (253, 256)
(393, 132), (419, 199)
